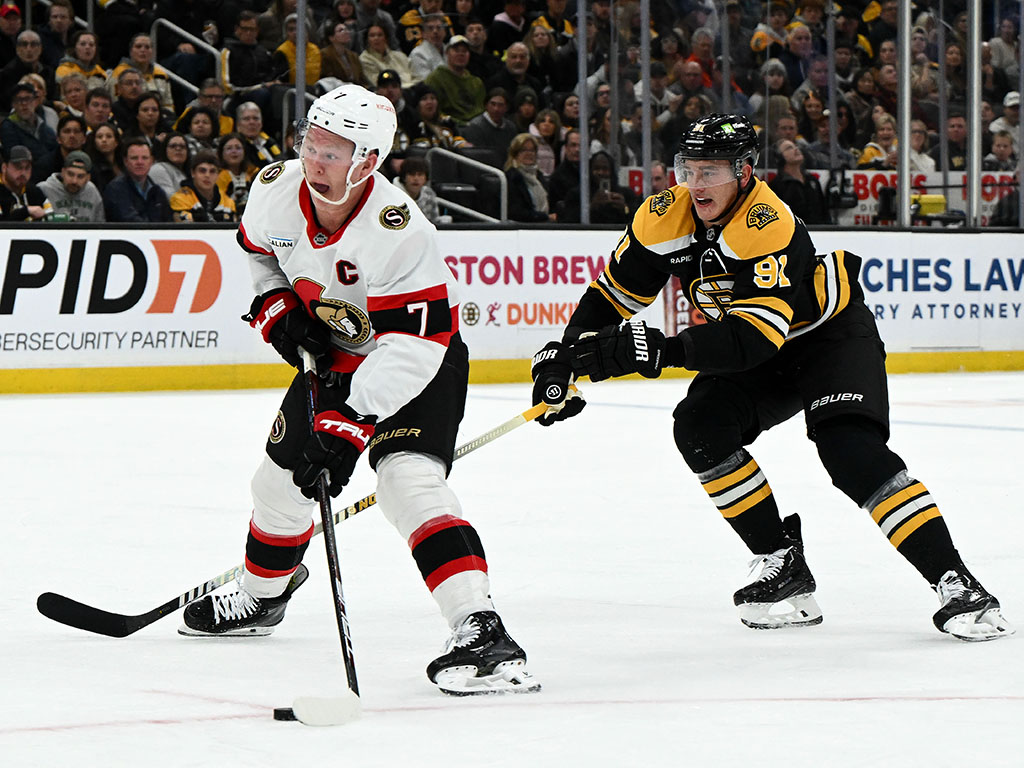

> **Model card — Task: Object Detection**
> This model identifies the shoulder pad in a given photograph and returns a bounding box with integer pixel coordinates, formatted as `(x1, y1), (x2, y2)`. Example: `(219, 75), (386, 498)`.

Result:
(631, 186), (696, 249)
(721, 180), (796, 259)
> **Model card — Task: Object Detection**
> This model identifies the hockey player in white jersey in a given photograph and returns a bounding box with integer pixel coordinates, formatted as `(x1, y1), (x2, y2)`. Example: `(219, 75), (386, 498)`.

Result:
(179, 84), (539, 695)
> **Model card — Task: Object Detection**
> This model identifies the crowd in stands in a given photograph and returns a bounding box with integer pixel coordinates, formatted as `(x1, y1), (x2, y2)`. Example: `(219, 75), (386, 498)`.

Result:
(0, 0), (1020, 226)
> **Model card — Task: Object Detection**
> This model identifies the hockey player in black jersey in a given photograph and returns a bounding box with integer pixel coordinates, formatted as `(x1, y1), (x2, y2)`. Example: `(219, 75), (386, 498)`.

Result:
(532, 114), (1013, 641)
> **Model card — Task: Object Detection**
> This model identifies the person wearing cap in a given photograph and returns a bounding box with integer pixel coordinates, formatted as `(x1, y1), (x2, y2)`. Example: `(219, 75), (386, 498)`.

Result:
(404, 82), (467, 150)
(409, 13), (447, 82)
(37, 149), (105, 221)
(990, 91), (1021, 155)
(0, 145), (54, 221)
(1, 81), (59, 185)
(424, 34), (485, 125)
(0, 1), (23, 66)
(320, 19), (368, 87)
(397, 0), (450, 54)
(359, 22), (417, 90)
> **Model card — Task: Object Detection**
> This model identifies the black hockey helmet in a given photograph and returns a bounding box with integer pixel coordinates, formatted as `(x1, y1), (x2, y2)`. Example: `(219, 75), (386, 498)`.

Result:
(675, 114), (759, 181)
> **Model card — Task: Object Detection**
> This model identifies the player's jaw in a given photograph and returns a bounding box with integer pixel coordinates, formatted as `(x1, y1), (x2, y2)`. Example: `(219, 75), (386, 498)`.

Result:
(691, 184), (736, 223)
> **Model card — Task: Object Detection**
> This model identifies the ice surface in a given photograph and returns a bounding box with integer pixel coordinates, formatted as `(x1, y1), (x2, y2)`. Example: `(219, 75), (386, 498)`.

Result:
(3, 373), (1022, 767)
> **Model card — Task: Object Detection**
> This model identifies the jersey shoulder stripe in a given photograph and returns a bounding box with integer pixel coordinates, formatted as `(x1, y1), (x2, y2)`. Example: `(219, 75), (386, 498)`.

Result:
(721, 179), (796, 260)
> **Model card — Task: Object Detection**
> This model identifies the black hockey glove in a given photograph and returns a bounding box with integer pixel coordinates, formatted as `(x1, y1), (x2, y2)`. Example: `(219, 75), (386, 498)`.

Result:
(569, 320), (666, 382)
(293, 404), (376, 498)
(530, 341), (586, 426)
(244, 289), (333, 375)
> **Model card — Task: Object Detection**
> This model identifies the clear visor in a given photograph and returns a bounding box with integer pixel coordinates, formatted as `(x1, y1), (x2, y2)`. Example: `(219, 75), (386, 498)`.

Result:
(673, 155), (738, 189)
(298, 121), (360, 204)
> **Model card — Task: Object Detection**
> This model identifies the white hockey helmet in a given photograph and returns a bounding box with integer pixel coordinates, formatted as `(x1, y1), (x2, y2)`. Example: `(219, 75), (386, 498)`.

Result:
(301, 83), (397, 174)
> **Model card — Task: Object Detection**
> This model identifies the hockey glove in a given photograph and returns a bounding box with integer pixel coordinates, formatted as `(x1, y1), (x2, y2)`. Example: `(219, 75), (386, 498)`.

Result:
(569, 320), (666, 382)
(293, 404), (376, 498)
(531, 341), (586, 426)
(244, 289), (333, 375)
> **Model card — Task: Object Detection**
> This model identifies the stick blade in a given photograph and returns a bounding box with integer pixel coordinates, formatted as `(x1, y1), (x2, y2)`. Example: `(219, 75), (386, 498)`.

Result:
(291, 692), (362, 726)
(37, 592), (136, 638)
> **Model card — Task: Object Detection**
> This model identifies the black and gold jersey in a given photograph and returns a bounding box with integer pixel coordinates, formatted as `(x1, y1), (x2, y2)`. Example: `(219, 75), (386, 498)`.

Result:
(566, 178), (862, 373)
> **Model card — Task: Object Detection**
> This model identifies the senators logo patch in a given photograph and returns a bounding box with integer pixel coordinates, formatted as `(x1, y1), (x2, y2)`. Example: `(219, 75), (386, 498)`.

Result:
(269, 411), (286, 443)
(313, 298), (372, 345)
(649, 189), (675, 216)
(746, 203), (779, 230)
(259, 161), (285, 184)
(379, 203), (410, 230)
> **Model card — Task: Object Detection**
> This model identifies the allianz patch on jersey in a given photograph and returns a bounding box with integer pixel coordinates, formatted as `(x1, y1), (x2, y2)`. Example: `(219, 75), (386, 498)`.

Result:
(259, 161), (285, 184)
(746, 203), (779, 230)
(379, 203), (410, 230)
(649, 189), (675, 216)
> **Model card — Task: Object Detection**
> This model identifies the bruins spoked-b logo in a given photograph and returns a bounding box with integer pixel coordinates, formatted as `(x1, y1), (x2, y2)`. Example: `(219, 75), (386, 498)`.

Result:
(379, 203), (410, 230)
(259, 161), (285, 184)
(649, 189), (675, 216)
(689, 275), (735, 322)
(269, 410), (286, 443)
(312, 297), (372, 345)
(746, 203), (779, 230)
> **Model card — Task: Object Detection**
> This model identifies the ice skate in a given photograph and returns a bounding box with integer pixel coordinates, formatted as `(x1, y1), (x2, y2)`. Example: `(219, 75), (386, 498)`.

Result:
(933, 569), (1014, 642)
(178, 564), (309, 637)
(427, 611), (541, 696)
(733, 514), (822, 629)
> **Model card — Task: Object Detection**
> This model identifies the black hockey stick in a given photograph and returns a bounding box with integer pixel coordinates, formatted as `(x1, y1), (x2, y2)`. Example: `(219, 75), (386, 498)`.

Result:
(36, 392), (561, 638)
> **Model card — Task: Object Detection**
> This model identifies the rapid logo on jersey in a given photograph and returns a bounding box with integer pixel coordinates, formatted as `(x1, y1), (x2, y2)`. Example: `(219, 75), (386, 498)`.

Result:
(649, 189), (675, 216)
(379, 203), (410, 230)
(259, 161), (285, 184)
(746, 203), (779, 230)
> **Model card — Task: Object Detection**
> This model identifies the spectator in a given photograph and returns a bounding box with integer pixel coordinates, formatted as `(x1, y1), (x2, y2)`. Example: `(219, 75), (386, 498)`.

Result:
(236, 102), (282, 168)
(769, 138), (828, 224)
(0, 30), (56, 113)
(717, 0), (756, 89)
(929, 112), (968, 171)
(320, 2), (358, 52)
(37, 150), (105, 222)
(320, 19), (368, 86)
(360, 23), (417, 89)
(560, 150), (635, 224)
(53, 113), (88, 169)
(558, 91), (580, 130)
(650, 160), (670, 193)
(488, 0), (527, 56)
(874, 38), (897, 71)
(56, 31), (109, 92)
(403, 82), (466, 150)
(174, 79), (235, 137)
(990, 91), (1021, 155)
(448, 0), (476, 38)
(125, 91), (171, 149)
(487, 42), (546, 110)
(989, 17), (1019, 79)
(57, 73), (88, 118)
(778, 24), (814, 92)
(1, 82), (59, 184)
(511, 86), (539, 133)
(0, 1), (22, 66)
(84, 122), (123, 191)
(504, 132), (550, 222)
(859, 112), (898, 170)
(149, 131), (191, 199)
(272, 13), (321, 87)
(981, 42), (1011, 107)
(222, 12), (282, 118)
(868, 0), (899, 55)
(170, 149), (237, 222)
(805, 106), (858, 170)
(908, 119), (936, 172)
(942, 41), (967, 106)
(547, 127), (580, 217)
(216, 132), (259, 215)
(635, 61), (674, 131)
(181, 105), (219, 155)
(110, 68), (145, 131)
(589, 106), (635, 168)
(354, 0), (400, 53)
(83, 87), (114, 132)
(259, 0), (318, 54)
(669, 60), (719, 110)
(749, 1), (790, 66)
(102, 137), (171, 222)
(984, 130), (1017, 172)
(529, 108), (564, 179)
(532, 0), (574, 47)
(425, 34), (485, 126)
(94, 0), (151, 71)
(833, 38), (858, 92)
(795, 90), (825, 141)
(653, 29), (685, 84)
(461, 86), (517, 156)
(790, 53), (830, 115)
(659, 92), (714, 165)
(392, 155), (440, 223)
(397, 0), (449, 54)
(761, 110), (809, 169)
(21, 73), (59, 133)
(464, 16), (500, 83)
(1, 145), (53, 220)
(523, 23), (557, 94)
(37, 0), (74, 69)
(108, 34), (174, 113)
(845, 68), (878, 145)
(687, 27), (716, 88)
(749, 58), (791, 118)
(409, 14), (447, 83)
(621, 103), (664, 171)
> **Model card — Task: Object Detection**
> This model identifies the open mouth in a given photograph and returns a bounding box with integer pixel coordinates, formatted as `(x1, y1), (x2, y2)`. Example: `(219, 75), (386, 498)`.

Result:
(310, 182), (330, 194)
(693, 195), (714, 208)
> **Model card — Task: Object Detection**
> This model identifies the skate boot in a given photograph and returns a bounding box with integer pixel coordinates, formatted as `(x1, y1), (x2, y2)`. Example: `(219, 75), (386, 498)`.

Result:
(426, 611), (541, 696)
(933, 569), (1014, 642)
(178, 564), (309, 637)
(733, 514), (823, 629)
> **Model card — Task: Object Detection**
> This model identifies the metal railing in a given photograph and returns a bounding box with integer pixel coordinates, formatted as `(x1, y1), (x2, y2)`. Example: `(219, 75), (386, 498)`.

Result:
(425, 147), (508, 223)
(150, 18), (226, 98)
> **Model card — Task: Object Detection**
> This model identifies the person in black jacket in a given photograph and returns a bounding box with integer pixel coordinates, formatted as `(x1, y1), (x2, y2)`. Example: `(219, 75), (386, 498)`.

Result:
(503, 131), (550, 222)
(768, 138), (828, 224)
(102, 136), (171, 222)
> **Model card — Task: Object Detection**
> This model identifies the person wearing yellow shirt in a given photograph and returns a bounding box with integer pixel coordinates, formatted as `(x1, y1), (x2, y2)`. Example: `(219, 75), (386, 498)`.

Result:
(170, 150), (238, 222)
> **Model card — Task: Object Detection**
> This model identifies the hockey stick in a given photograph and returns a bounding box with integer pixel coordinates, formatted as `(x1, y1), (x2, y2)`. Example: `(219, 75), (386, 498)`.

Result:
(35, 390), (564, 638)
(289, 350), (361, 725)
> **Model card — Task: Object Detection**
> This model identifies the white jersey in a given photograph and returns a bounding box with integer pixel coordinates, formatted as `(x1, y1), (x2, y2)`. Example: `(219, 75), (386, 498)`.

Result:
(238, 159), (459, 421)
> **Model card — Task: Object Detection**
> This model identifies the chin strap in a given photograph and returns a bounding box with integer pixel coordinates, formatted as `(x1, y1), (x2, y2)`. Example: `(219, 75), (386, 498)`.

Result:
(710, 174), (756, 226)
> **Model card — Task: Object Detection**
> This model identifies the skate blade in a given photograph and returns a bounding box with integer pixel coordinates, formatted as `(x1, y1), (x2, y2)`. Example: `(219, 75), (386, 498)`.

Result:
(738, 593), (823, 630)
(943, 607), (1015, 642)
(177, 623), (277, 637)
(434, 660), (541, 696)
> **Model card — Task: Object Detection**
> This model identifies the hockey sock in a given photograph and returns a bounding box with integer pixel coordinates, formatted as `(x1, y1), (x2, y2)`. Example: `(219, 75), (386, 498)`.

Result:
(408, 515), (489, 592)
(244, 517), (314, 595)
(698, 449), (785, 554)
(863, 471), (964, 585)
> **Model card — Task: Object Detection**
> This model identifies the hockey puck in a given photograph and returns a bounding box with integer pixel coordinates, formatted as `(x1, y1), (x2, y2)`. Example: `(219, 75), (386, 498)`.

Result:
(273, 707), (297, 721)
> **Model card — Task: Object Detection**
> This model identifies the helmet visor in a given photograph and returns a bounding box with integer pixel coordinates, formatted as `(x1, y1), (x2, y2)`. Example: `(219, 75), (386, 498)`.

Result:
(673, 154), (738, 189)
(298, 121), (357, 204)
